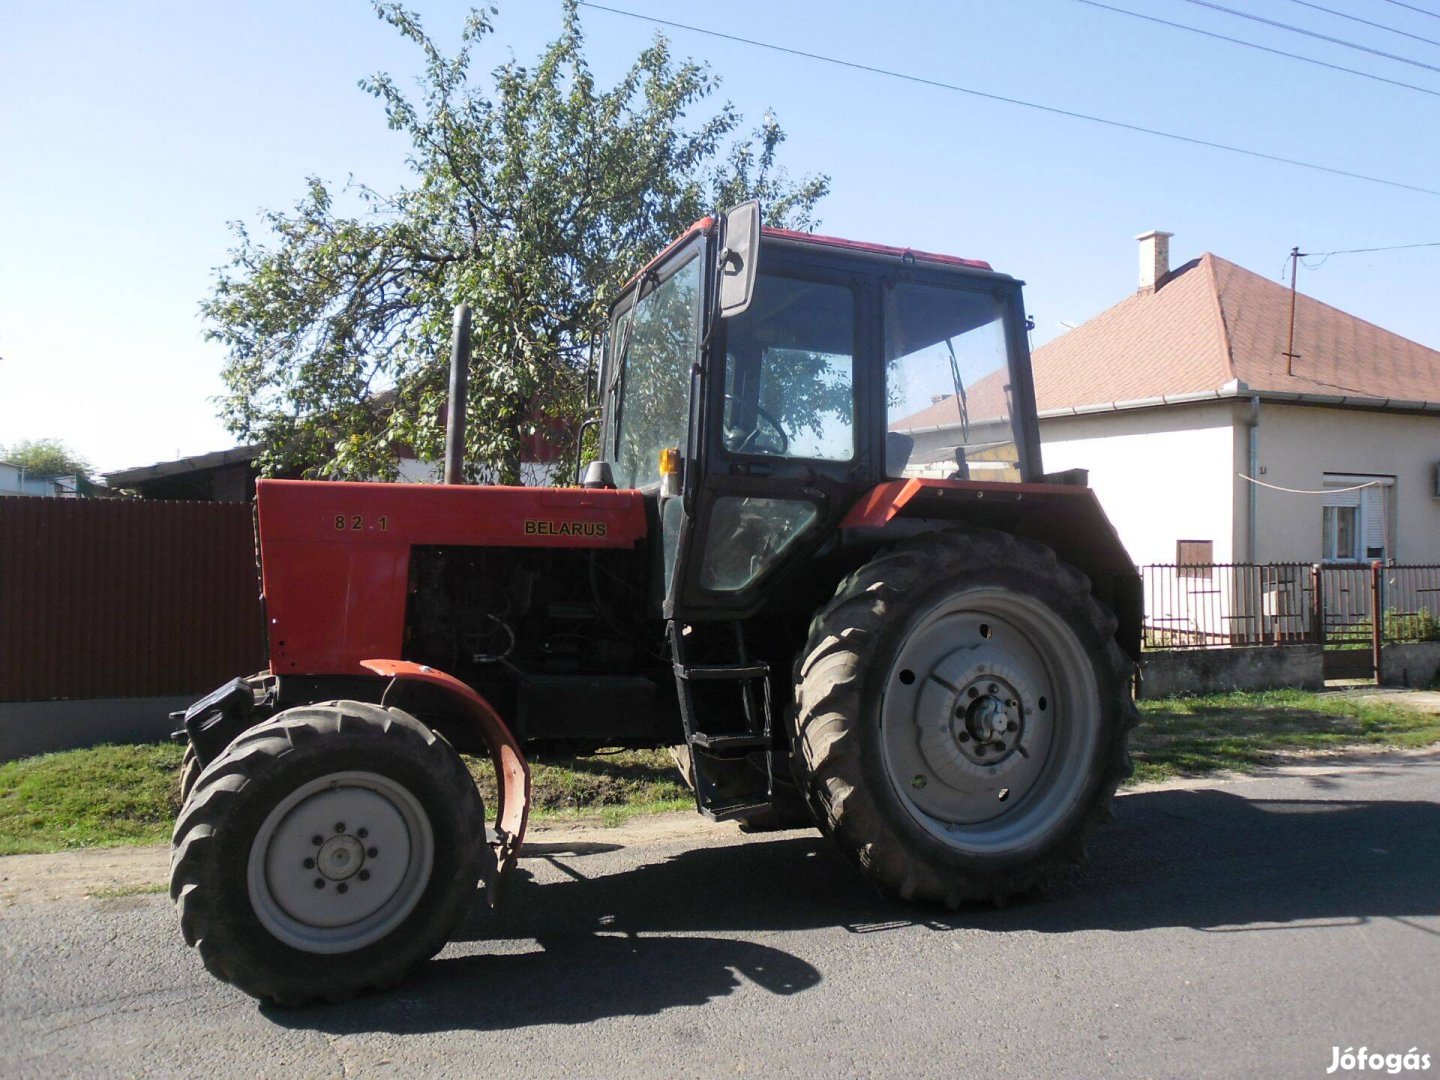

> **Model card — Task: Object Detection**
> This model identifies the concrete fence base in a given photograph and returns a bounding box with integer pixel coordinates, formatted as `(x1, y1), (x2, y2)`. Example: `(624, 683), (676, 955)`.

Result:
(1140, 646), (1324, 699)
(1380, 642), (1440, 690)
(0, 697), (191, 763)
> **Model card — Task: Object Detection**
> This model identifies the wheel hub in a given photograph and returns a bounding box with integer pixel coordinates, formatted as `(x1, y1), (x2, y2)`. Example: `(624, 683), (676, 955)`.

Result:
(317, 833), (365, 881)
(958, 679), (1022, 759)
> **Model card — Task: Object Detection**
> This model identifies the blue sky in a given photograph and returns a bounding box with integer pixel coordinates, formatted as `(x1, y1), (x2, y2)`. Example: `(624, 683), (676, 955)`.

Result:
(3, 0), (1437, 474)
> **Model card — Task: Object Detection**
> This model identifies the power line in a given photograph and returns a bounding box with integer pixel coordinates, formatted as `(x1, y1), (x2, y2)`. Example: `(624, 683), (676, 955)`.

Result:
(1307, 240), (1440, 255)
(1379, 0), (1440, 22)
(1075, 0), (1440, 100)
(1175, 0), (1440, 75)
(1280, 0), (1440, 49)
(575, 1), (1440, 197)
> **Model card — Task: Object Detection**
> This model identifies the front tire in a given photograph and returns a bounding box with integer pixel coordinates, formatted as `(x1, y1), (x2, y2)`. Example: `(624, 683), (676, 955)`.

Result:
(791, 530), (1135, 906)
(170, 701), (489, 1005)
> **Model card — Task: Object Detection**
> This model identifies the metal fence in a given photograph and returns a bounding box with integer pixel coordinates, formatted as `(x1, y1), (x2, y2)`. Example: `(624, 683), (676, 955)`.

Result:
(0, 497), (265, 700)
(1141, 562), (1440, 651)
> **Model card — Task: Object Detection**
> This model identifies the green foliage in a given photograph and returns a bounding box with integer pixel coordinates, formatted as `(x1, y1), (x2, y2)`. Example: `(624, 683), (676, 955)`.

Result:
(3, 438), (92, 482)
(205, 1), (829, 484)
(1383, 607), (1440, 643)
(1129, 689), (1440, 784)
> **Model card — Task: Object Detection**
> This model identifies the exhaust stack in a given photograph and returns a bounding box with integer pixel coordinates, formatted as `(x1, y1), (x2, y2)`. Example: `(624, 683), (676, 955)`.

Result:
(444, 304), (472, 485)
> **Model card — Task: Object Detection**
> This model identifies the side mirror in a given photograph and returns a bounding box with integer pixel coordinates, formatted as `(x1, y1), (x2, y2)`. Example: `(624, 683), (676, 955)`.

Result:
(718, 200), (761, 319)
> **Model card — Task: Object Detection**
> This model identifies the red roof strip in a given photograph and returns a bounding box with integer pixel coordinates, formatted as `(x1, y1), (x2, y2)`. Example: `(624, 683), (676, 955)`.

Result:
(626, 218), (994, 288)
(762, 227), (992, 271)
(626, 217), (715, 287)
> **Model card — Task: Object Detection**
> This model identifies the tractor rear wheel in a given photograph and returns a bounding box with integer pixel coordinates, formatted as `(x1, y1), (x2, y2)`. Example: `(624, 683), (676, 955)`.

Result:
(790, 529), (1135, 906)
(170, 701), (488, 1005)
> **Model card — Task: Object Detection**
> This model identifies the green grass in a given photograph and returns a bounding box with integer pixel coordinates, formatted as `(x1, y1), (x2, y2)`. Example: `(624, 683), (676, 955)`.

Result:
(465, 747), (691, 823)
(89, 882), (168, 899)
(3, 692), (1436, 856)
(0, 741), (690, 856)
(0, 743), (185, 856)
(1130, 689), (1440, 784)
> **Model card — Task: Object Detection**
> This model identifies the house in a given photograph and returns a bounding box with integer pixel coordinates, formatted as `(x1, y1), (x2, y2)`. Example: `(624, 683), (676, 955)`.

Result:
(893, 231), (1440, 571)
(0, 461), (89, 498)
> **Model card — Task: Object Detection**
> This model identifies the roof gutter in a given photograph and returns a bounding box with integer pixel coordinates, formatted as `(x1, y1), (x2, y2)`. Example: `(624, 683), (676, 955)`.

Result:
(1034, 383), (1440, 421)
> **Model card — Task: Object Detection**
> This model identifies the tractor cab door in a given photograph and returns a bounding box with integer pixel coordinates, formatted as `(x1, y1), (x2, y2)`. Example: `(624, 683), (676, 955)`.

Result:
(665, 229), (874, 622)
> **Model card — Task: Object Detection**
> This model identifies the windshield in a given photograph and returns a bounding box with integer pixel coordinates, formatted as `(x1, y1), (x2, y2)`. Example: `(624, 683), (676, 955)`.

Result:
(721, 273), (856, 462)
(884, 281), (1021, 482)
(610, 256), (702, 489)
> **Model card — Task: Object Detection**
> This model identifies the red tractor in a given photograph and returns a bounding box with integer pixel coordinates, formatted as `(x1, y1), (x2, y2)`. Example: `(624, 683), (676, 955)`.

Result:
(171, 203), (1140, 1005)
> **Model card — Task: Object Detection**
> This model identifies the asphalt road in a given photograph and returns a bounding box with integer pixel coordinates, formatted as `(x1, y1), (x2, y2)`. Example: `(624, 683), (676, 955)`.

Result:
(2, 756), (1438, 1079)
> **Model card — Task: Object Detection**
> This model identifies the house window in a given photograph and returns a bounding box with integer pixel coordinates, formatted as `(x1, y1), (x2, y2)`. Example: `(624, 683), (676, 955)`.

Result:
(1321, 474), (1393, 562)
(1177, 539), (1213, 578)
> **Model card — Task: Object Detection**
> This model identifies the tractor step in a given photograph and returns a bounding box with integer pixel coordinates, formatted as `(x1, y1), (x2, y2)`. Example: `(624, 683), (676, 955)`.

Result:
(669, 621), (775, 819)
(697, 798), (773, 823)
(673, 662), (770, 681)
(688, 731), (770, 753)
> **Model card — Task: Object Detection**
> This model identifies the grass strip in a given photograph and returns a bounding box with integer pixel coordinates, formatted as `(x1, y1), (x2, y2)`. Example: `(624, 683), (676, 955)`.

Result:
(1, 691), (1436, 855)
(1130, 689), (1440, 784)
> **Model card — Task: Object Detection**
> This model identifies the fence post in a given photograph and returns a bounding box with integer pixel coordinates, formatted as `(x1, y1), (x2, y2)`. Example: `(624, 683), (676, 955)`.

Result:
(1310, 564), (1325, 648)
(1371, 560), (1384, 684)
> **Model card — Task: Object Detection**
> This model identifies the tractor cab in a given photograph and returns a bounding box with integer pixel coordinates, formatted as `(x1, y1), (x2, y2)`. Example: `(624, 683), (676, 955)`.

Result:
(594, 202), (1045, 625)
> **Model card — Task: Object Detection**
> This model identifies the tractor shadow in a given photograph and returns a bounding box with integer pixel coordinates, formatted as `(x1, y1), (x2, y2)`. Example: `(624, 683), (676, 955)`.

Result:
(272, 767), (1440, 1035)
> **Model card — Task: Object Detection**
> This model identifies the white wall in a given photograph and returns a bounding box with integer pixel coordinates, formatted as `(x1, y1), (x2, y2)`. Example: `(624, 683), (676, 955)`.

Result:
(1254, 404), (1440, 564)
(1039, 401), (1238, 566)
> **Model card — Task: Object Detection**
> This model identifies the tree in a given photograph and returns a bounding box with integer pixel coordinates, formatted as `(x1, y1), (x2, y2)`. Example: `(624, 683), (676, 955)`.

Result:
(3, 438), (91, 481)
(205, 1), (829, 484)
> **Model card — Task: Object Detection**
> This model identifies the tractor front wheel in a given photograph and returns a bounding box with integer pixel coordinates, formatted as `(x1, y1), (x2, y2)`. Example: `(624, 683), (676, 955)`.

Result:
(790, 529), (1135, 906)
(170, 701), (489, 1005)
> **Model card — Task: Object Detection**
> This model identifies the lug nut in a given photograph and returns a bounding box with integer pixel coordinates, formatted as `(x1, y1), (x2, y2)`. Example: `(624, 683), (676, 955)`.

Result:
(988, 684), (999, 695)
(337, 883), (348, 894)
(314, 879), (325, 889)
(976, 745), (987, 756)
(335, 822), (346, 833)
(968, 687), (979, 698)
(359, 870), (370, 881)
(312, 835), (323, 846)
(957, 731), (971, 742)
(911, 775), (927, 789)
(367, 847), (379, 859)
(357, 828), (368, 839)
(303, 857), (315, 869)
(1008, 720), (1018, 732)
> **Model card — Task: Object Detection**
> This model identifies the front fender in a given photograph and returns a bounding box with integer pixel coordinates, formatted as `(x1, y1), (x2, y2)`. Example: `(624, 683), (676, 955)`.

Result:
(360, 659), (531, 906)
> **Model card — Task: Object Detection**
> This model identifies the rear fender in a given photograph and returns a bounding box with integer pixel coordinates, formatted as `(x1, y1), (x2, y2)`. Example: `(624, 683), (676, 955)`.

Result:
(360, 659), (530, 906)
(840, 478), (1142, 662)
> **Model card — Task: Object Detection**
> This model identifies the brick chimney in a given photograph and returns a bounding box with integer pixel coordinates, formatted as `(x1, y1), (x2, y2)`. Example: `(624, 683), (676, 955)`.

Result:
(1136, 230), (1173, 294)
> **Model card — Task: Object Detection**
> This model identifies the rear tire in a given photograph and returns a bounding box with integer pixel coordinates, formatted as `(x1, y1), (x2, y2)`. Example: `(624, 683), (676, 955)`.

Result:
(170, 701), (489, 1006)
(790, 529), (1135, 906)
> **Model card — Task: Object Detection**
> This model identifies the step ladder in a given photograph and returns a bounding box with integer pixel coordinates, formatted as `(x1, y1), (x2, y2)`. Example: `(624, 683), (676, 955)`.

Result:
(668, 620), (774, 821)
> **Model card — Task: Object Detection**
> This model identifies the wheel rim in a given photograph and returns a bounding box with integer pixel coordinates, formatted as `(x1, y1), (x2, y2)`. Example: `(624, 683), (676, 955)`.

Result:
(246, 770), (435, 955)
(880, 586), (1100, 855)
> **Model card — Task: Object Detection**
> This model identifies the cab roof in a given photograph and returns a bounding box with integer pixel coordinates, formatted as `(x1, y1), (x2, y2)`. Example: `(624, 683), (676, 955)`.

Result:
(627, 218), (994, 288)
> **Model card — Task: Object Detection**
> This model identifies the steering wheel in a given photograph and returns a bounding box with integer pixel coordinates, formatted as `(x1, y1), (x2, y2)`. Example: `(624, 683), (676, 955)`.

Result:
(724, 396), (790, 455)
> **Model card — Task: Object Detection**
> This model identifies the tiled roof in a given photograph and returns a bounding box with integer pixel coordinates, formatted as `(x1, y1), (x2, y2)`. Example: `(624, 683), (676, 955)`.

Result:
(1027, 253), (1440, 412)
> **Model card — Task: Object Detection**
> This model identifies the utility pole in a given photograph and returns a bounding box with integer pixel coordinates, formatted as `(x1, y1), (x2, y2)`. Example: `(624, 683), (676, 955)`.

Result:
(1283, 245), (1306, 376)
